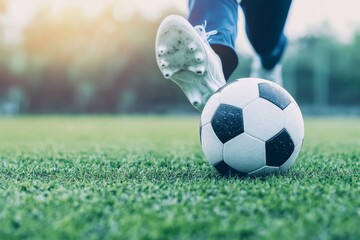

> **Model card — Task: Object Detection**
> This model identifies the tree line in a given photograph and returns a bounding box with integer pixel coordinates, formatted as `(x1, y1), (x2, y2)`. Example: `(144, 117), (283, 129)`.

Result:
(0, 5), (359, 114)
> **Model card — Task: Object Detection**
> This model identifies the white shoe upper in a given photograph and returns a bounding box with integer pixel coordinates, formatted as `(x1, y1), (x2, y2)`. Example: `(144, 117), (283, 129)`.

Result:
(156, 15), (226, 111)
(250, 56), (283, 86)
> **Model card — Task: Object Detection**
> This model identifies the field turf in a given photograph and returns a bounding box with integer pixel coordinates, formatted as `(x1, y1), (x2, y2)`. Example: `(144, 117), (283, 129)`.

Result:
(0, 116), (359, 239)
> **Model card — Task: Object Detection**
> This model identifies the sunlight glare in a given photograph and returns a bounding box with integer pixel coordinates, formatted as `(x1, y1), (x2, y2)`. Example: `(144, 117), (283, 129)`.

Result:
(113, 1), (134, 22)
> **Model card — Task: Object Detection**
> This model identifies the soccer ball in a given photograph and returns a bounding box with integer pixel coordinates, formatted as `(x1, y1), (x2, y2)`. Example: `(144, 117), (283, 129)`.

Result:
(200, 78), (304, 177)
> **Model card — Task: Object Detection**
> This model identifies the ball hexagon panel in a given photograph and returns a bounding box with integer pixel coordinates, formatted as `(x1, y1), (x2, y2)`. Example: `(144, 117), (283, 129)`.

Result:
(223, 133), (266, 173)
(243, 98), (285, 141)
(248, 166), (279, 177)
(200, 92), (220, 126)
(213, 160), (247, 177)
(219, 79), (259, 109)
(284, 102), (304, 147)
(211, 104), (244, 144)
(258, 82), (292, 110)
(265, 129), (295, 167)
(279, 141), (303, 173)
(200, 123), (224, 165)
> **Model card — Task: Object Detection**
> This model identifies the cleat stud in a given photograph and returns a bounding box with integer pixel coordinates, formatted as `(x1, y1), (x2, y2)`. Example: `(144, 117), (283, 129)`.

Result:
(195, 65), (206, 75)
(163, 69), (174, 79)
(188, 43), (197, 51)
(158, 46), (167, 55)
(159, 60), (168, 68)
(188, 66), (197, 73)
(195, 52), (204, 62)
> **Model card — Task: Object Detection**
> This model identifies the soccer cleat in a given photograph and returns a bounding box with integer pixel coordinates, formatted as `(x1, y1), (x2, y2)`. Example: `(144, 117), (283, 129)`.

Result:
(156, 15), (226, 111)
(250, 56), (283, 86)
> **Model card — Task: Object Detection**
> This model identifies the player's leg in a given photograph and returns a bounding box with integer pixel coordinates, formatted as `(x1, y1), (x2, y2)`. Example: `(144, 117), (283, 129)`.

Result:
(240, 0), (292, 84)
(156, 0), (239, 111)
(188, 0), (239, 80)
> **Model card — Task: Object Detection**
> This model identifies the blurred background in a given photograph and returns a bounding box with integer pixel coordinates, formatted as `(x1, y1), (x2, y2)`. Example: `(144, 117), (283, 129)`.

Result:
(0, 0), (359, 115)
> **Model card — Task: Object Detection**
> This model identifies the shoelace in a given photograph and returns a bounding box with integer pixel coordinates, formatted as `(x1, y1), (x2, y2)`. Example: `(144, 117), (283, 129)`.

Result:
(194, 21), (217, 43)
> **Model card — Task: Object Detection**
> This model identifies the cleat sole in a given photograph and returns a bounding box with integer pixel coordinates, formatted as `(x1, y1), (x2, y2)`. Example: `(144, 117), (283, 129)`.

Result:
(155, 15), (226, 111)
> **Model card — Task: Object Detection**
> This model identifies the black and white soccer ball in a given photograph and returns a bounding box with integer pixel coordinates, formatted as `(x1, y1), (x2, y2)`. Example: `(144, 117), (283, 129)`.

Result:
(200, 78), (304, 177)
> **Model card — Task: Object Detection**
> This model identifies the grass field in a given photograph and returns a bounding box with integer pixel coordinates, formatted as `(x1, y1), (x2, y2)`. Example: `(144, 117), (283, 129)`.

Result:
(0, 116), (359, 239)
